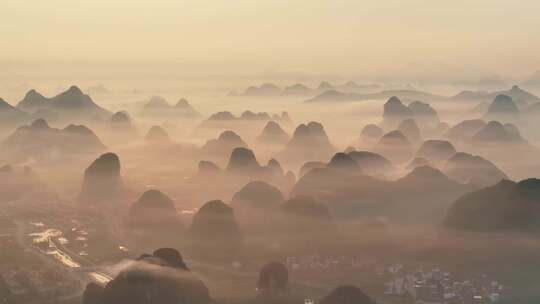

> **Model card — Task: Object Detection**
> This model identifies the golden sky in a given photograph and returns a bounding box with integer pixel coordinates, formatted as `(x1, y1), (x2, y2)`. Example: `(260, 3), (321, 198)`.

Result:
(2, 0), (540, 78)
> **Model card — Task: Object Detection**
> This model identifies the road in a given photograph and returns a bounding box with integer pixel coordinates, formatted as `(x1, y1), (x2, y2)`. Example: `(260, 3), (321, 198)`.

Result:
(13, 220), (112, 302)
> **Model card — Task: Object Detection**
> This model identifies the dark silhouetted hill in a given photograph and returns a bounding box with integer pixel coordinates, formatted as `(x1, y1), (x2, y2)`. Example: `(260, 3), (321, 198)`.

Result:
(267, 158), (284, 176)
(382, 97), (439, 128)
(442, 152), (507, 186)
(82, 282), (103, 304)
(1, 119), (105, 161)
(415, 140), (456, 163)
(145, 126), (171, 142)
(407, 157), (431, 170)
(320, 285), (376, 304)
(108, 111), (138, 143)
(110, 111), (131, 124)
(347, 151), (393, 176)
(408, 100), (438, 120)
(188, 200), (243, 253)
(486, 94), (519, 114)
(203, 110), (287, 124)
(240, 110), (272, 121)
(383, 96), (411, 118)
(283, 83), (311, 96)
(242, 83), (282, 96)
(444, 179), (540, 233)
(129, 190), (182, 228)
(278, 195), (338, 246)
(200, 130), (248, 159)
(144, 96), (170, 109)
(359, 124), (384, 145)
(141, 96), (201, 119)
(444, 119), (487, 142)
(470, 121), (524, 144)
(230, 181), (284, 210)
(298, 161), (327, 178)
(84, 248), (211, 304)
(79, 153), (124, 203)
(291, 166), (472, 223)
(18, 86), (111, 122)
(0, 97), (30, 125)
(172, 98), (202, 118)
(16, 89), (49, 112)
(281, 195), (332, 221)
(397, 119), (421, 144)
(256, 121), (290, 145)
(258, 262), (288, 292)
(197, 160), (222, 176)
(327, 152), (361, 173)
(318, 81), (334, 91)
(396, 165), (463, 192)
(252, 262), (303, 304)
(278, 121), (335, 163)
(374, 130), (413, 164)
(226, 147), (263, 174)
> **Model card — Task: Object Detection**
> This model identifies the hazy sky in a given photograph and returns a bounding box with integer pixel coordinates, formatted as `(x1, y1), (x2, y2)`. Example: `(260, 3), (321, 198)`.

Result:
(2, 0), (540, 80)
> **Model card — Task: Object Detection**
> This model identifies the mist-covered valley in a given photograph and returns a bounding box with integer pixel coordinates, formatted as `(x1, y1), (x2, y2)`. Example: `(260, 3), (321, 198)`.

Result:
(1, 78), (540, 304)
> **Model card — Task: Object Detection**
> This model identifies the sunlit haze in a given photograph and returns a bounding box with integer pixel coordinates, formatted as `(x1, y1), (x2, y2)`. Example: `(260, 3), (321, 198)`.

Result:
(3, 0), (540, 84)
(1, 2), (540, 304)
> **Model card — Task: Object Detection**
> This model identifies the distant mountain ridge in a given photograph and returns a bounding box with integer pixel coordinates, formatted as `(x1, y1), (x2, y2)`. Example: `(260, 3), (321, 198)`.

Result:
(16, 89), (49, 110)
(306, 85), (539, 104)
(450, 85), (540, 104)
(140, 96), (201, 118)
(1, 118), (105, 161)
(236, 81), (382, 97)
(17, 86), (109, 114)
(307, 89), (447, 103)
(202, 110), (290, 123)
(13, 86), (111, 122)
(0, 97), (31, 125)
